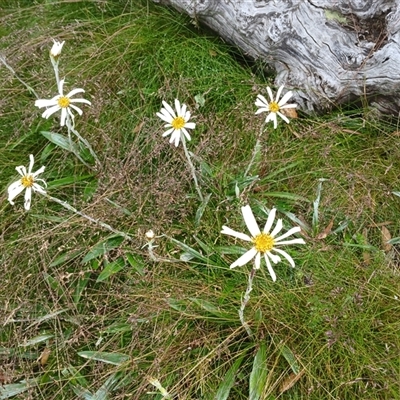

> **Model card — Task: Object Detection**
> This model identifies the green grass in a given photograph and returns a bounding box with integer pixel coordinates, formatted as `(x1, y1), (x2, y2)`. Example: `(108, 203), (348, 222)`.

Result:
(1, 1), (400, 399)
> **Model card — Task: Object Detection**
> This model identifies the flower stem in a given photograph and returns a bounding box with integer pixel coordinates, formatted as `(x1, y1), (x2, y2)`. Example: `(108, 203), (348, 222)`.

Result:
(0, 54), (39, 98)
(244, 125), (264, 177)
(66, 117), (99, 164)
(181, 137), (204, 202)
(42, 192), (132, 241)
(238, 268), (256, 337)
(50, 58), (61, 87)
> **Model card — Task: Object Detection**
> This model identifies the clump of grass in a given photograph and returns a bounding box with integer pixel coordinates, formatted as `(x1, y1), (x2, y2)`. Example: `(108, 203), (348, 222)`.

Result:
(1, 1), (400, 399)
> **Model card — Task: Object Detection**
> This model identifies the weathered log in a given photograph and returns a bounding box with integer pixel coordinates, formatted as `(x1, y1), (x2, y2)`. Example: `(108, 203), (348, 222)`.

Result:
(153, 0), (400, 115)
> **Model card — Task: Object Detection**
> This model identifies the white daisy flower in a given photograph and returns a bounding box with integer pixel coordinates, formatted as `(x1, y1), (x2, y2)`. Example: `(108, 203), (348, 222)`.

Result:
(7, 154), (47, 211)
(255, 85), (297, 129)
(156, 99), (196, 147)
(35, 78), (91, 127)
(50, 39), (65, 58)
(221, 205), (305, 281)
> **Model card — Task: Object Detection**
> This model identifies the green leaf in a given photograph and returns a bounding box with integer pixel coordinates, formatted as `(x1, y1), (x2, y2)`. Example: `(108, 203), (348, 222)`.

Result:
(125, 253), (145, 276)
(189, 298), (231, 319)
(96, 258), (125, 282)
(168, 237), (208, 263)
(74, 271), (91, 305)
(41, 131), (80, 153)
(214, 356), (244, 400)
(393, 191), (400, 198)
(83, 180), (99, 202)
(195, 193), (211, 227)
(40, 142), (56, 162)
(82, 235), (125, 264)
(263, 192), (309, 202)
(0, 379), (36, 399)
(19, 334), (53, 347)
(167, 298), (188, 313)
(280, 345), (300, 374)
(50, 249), (83, 267)
(47, 174), (93, 189)
(78, 351), (129, 366)
(249, 343), (268, 400)
(387, 237), (400, 245)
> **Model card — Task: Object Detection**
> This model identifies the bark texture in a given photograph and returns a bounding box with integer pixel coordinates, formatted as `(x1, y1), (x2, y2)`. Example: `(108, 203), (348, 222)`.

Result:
(153, 0), (400, 114)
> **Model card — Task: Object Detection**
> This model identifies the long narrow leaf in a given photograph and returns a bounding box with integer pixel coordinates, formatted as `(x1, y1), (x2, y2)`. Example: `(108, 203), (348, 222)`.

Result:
(214, 356), (244, 400)
(249, 343), (268, 400)
(78, 351), (129, 366)
(0, 379), (36, 399)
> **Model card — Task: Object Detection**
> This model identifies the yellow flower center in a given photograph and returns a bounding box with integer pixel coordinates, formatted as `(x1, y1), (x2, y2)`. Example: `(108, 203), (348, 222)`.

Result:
(58, 96), (70, 108)
(171, 116), (185, 130)
(21, 175), (34, 188)
(269, 101), (280, 113)
(253, 233), (275, 253)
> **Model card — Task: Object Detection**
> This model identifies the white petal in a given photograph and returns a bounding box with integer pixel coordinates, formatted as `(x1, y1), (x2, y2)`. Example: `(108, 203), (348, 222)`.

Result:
(42, 105), (61, 119)
(276, 238), (305, 245)
(280, 103), (297, 109)
(173, 131), (180, 147)
(162, 101), (176, 118)
(273, 248), (296, 268)
(32, 166), (45, 178)
(32, 182), (47, 194)
(270, 218), (283, 237)
(264, 254), (277, 281)
(275, 85), (284, 102)
(181, 128), (191, 141)
(70, 98), (91, 106)
(184, 110), (191, 121)
(66, 88), (85, 97)
(278, 90), (293, 106)
(58, 78), (65, 95)
(15, 165), (27, 177)
(27, 154), (34, 174)
(255, 107), (268, 115)
(60, 108), (67, 126)
(7, 181), (25, 204)
(221, 226), (252, 242)
(35, 98), (58, 108)
(266, 251), (281, 264)
(69, 104), (84, 115)
(162, 127), (175, 137)
(24, 187), (32, 210)
(265, 112), (277, 128)
(230, 247), (257, 269)
(157, 111), (173, 124)
(277, 111), (290, 124)
(174, 99), (181, 115)
(180, 102), (187, 117)
(242, 205), (261, 237)
(254, 251), (261, 269)
(266, 86), (274, 102)
(255, 94), (268, 107)
(263, 207), (277, 233)
(184, 122), (196, 130)
(275, 226), (301, 242)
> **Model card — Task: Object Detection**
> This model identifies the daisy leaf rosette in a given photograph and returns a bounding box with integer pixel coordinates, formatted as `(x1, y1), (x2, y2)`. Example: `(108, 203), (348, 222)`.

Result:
(156, 99), (196, 147)
(221, 205), (305, 281)
(7, 154), (47, 211)
(35, 78), (91, 127)
(255, 85), (297, 129)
